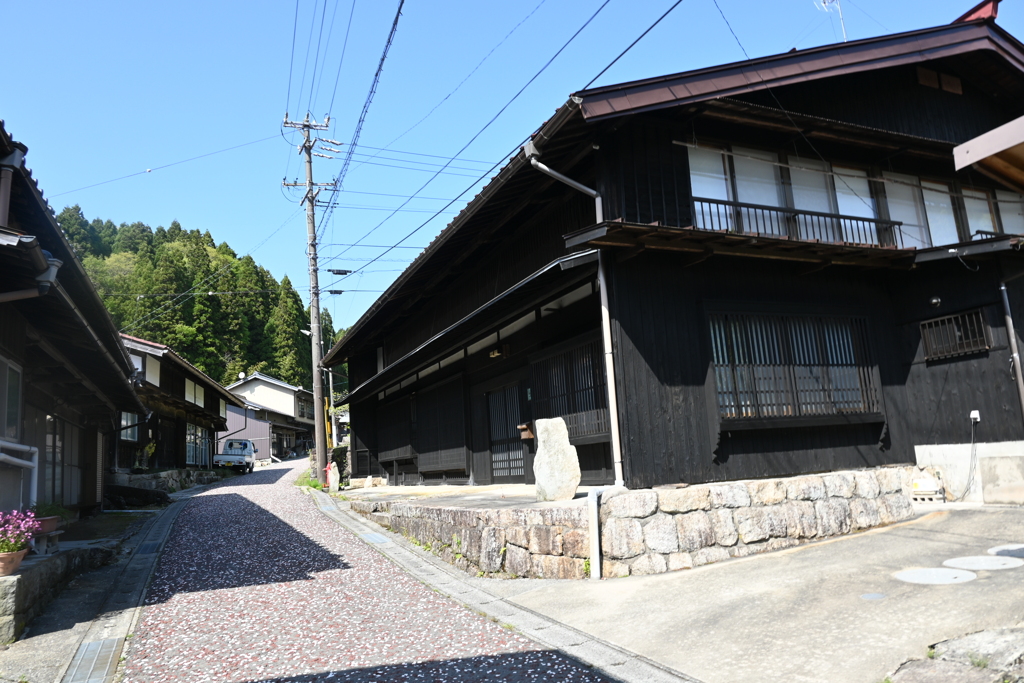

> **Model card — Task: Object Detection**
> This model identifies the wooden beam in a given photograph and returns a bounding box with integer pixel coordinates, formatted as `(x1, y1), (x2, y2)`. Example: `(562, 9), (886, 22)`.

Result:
(27, 334), (118, 413)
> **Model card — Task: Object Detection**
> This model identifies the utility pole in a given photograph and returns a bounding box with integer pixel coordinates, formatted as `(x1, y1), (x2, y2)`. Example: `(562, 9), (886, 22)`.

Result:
(283, 112), (332, 486)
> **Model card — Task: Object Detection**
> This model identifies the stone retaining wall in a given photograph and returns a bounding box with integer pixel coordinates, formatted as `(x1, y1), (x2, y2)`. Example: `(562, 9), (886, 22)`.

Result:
(111, 469), (220, 492)
(350, 466), (926, 580)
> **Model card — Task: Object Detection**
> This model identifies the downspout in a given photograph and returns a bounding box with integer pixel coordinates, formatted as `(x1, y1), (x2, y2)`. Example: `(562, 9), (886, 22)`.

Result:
(524, 141), (625, 488)
(999, 281), (1024, 425)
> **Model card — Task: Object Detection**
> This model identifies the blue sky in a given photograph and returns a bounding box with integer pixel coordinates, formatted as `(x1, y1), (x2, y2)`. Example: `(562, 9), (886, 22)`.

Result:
(5, 0), (1023, 330)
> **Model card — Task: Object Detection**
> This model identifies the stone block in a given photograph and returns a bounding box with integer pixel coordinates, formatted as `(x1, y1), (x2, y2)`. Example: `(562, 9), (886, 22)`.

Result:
(528, 526), (563, 556)
(730, 543), (767, 558)
(505, 544), (532, 577)
(747, 479), (787, 505)
(630, 553), (668, 576)
(460, 527), (483, 564)
(532, 554), (586, 580)
(786, 475), (826, 501)
(733, 508), (770, 543)
(692, 546), (731, 566)
(562, 528), (590, 558)
(815, 497), (852, 537)
(783, 500), (819, 538)
(853, 471), (881, 499)
(709, 508), (738, 546)
(822, 472), (856, 498)
(657, 486), (711, 513)
(498, 509), (530, 528)
(547, 505), (589, 529)
(849, 497), (881, 530)
(668, 552), (694, 570)
(765, 537), (799, 551)
(708, 483), (750, 508)
(642, 514), (679, 554)
(602, 559), (630, 578)
(601, 517), (645, 559)
(602, 490), (658, 519)
(876, 468), (904, 494)
(506, 525), (529, 548)
(878, 493), (914, 523)
(933, 627), (1024, 671)
(533, 417), (581, 501)
(890, 658), (1004, 683)
(764, 505), (790, 538)
(675, 511), (715, 552)
(479, 527), (505, 573)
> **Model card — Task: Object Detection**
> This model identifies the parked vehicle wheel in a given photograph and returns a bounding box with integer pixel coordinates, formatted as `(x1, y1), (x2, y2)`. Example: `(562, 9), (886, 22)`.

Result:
(248, 463), (254, 473)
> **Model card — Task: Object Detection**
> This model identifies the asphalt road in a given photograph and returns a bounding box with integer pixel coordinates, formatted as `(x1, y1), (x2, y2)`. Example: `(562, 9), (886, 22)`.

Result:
(122, 460), (611, 683)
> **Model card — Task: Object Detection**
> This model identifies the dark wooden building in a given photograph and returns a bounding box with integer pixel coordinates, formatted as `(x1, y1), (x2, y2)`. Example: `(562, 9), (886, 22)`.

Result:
(324, 16), (1024, 490)
(0, 121), (145, 514)
(119, 335), (244, 471)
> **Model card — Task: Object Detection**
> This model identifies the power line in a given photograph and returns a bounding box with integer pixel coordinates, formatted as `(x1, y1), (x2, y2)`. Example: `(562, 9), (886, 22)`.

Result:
(322, 0), (612, 262)
(327, 0), (359, 117)
(50, 135), (278, 198)
(710, 0), (872, 213)
(338, 189), (456, 201)
(324, 0), (406, 238)
(306, 0), (332, 116)
(285, 0), (300, 112)
(342, 149), (494, 171)
(316, 203), (458, 213)
(584, 0), (686, 89)
(344, 0), (547, 176)
(350, 144), (496, 165)
(121, 207), (304, 334)
(321, 243), (425, 249)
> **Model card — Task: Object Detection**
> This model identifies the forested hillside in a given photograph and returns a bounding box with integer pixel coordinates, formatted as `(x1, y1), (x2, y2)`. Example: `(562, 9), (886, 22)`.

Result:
(57, 205), (337, 389)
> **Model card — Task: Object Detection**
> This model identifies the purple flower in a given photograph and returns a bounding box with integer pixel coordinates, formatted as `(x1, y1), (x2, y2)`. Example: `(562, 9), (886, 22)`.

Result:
(0, 509), (41, 553)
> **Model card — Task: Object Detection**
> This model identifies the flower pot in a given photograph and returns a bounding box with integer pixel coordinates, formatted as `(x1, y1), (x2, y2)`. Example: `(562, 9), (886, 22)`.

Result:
(35, 516), (61, 534)
(0, 549), (28, 576)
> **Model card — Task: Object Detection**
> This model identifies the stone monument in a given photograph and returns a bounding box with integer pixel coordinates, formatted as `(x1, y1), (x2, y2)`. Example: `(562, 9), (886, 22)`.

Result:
(533, 417), (581, 502)
(326, 462), (340, 493)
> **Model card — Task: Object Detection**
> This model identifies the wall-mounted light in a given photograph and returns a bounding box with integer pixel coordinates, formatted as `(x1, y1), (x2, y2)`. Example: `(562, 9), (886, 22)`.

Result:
(929, 296), (942, 307)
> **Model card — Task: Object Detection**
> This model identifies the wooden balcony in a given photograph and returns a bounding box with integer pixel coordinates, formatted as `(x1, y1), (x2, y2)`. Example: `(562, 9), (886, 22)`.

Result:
(693, 197), (905, 248)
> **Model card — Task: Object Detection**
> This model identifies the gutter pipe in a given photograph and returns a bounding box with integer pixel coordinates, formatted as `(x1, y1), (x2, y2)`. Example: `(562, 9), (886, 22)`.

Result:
(524, 141), (624, 488)
(0, 438), (39, 509)
(1000, 281), (1024, 426)
(0, 253), (63, 303)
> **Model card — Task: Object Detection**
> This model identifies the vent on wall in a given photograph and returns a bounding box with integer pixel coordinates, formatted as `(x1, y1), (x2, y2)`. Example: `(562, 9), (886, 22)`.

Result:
(921, 309), (990, 360)
(917, 67), (962, 95)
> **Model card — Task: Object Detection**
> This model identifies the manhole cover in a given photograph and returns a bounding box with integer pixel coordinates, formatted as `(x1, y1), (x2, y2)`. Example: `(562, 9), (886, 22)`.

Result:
(988, 544), (1024, 558)
(943, 556), (1024, 571)
(894, 568), (977, 584)
(860, 593), (886, 600)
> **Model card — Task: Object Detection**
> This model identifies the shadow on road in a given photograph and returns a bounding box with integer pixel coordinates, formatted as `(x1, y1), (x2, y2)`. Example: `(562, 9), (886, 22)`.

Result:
(143, 491), (349, 605)
(208, 465), (295, 487)
(237, 651), (620, 682)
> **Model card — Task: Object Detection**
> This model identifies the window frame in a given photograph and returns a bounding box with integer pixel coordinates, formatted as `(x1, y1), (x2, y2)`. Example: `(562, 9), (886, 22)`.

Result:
(920, 308), (992, 361)
(0, 354), (23, 441)
(705, 305), (885, 431)
(121, 412), (138, 442)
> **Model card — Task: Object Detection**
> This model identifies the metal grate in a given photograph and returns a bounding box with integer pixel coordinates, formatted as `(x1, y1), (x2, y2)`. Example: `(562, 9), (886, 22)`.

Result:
(921, 309), (990, 360)
(710, 312), (879, 420)
(531, 339), (609, 441)
(487, 385), (525, 480)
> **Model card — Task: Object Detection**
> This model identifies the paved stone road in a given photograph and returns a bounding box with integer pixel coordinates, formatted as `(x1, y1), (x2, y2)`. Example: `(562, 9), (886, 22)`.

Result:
(123, 460), (611, 683)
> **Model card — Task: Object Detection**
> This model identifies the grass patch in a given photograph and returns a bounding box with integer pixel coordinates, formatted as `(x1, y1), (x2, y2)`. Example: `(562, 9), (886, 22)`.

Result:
(293, 469), (322, 489)
(926, 648), (935, 659)
(969, 653), (989, 669)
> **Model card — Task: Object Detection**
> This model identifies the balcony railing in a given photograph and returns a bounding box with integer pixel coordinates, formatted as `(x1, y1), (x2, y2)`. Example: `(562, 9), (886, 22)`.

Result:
(692, 197), (905, 248)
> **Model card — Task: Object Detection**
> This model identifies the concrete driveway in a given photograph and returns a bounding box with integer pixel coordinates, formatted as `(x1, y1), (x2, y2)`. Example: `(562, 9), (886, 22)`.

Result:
(505, 505), (1024, 683)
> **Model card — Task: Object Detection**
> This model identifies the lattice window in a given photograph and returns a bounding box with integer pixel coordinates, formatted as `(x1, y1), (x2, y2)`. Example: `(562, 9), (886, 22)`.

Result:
(530, 339), (608, 440)
(921, 309), (990, 360)
(709, 312), (879, 420)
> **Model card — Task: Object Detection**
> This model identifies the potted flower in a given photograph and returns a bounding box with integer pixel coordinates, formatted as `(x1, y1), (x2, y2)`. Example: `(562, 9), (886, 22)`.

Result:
(29, 502), (72, 534)
(0, 510), (40, 576)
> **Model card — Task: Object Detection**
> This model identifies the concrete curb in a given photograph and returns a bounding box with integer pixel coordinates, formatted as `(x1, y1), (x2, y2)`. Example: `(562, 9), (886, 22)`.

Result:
(311, 490), (703, 683)
(57, 495), (192, 683)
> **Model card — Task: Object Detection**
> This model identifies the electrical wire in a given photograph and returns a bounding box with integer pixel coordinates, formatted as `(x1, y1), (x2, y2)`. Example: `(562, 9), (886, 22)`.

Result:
(711, 0), (874, 214)
(350, 144), (496, 166)
(295, 0), (322, 116)
(285, 0), (300, 112)
(327, 0), (358, 120)
(306, 0), (334, 116)
(321, 0), (613, 261)
(343, 0), (548, 176)
(121, 207), (304, 334)
(323, 0), (406, 238)
(583, 0), (686, 89)
(50, 135), (278, 198)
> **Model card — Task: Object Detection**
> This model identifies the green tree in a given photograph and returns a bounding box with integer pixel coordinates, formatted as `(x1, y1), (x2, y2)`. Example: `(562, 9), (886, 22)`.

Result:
(57, 205), (99, 257)
(265, 276), (311, 388)
(112, 221), (154, 258)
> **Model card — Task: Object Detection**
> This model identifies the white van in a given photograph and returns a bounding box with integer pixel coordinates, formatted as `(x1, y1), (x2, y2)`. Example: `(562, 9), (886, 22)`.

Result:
(214, 439), (257, 473)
